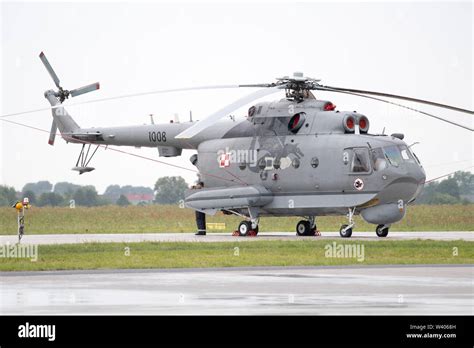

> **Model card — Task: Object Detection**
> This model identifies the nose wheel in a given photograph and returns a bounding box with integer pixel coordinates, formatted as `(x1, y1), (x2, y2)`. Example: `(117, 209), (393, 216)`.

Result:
(376, 224), (390, 237)
(339, 224), (353, 238)
(339, 208), (356, 238)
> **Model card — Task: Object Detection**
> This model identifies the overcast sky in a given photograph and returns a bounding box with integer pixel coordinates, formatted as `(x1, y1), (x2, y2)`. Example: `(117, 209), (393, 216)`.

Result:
(1, 0), (472, 194)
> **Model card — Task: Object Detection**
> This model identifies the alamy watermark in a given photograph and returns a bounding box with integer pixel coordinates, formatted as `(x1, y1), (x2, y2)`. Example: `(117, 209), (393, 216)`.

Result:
(324, 242), (365, 262)
(216, 147), (258, 167)
(18, 322), (55, 341)
(0, 243), (38, 262)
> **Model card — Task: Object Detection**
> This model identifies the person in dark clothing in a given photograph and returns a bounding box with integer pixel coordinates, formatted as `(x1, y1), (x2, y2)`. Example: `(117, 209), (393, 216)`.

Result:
(192, 177), (206, 236)
(195, 210), (206, 236)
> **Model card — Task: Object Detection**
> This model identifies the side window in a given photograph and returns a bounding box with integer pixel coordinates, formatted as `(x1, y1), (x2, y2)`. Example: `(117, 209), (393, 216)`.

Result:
(399, 145), (415, 162)
(350, 148), (371, 173)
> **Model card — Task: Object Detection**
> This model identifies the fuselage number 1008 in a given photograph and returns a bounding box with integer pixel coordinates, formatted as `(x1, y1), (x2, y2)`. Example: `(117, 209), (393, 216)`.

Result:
(148, 131), (166, 143)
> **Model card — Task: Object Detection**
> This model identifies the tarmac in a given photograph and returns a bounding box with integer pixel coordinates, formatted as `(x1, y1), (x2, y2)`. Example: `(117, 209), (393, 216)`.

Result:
(0, 231), (472, 245)
(0, 265), (472, 315)
(1, 231), (472, 315)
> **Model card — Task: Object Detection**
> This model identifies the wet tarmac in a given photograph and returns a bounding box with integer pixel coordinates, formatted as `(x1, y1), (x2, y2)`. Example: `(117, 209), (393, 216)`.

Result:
(1, 265), (472, 315)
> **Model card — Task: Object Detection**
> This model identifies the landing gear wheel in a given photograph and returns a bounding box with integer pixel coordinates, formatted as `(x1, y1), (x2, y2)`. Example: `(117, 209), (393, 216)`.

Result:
(376, 224), (389, 237)
(339, 224), (352, 238)
(296, 220), (311, 236)
(238, 221), (252, 236)
(248, 224), (259, 237)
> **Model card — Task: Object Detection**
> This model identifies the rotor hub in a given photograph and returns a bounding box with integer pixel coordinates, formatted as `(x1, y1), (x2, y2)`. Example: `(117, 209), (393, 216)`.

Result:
(276, 72), (321, 101)
(55, 87), (70, 103)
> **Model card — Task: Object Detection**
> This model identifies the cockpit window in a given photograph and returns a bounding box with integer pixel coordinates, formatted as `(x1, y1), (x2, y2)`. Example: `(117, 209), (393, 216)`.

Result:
(372, 145), (419, 170)
(350, 148), (371, 173)
(372, 148), (388, 171)
(383, 146), (403, 167)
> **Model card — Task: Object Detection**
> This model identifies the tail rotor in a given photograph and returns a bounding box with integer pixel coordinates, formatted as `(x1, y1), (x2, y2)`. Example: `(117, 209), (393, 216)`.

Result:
(39, 51), (100, 145)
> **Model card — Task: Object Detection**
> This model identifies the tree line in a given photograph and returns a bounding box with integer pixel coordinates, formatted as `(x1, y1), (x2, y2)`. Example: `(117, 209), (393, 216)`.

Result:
(416, 171), (473, 205)
(0, 177), (188, 207)
(0, 172), (472, 207)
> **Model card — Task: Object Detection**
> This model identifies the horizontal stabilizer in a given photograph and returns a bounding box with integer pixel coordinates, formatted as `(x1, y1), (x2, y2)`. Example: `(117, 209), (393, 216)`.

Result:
(72, 166), (95, 175)
(71, 132), (104, 142)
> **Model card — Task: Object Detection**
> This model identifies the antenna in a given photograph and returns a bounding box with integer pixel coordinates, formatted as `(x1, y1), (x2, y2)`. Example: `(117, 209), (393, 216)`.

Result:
(149, 114), (155, 125)
(189, 110), (193, 122)
(382, 127), (385, 135)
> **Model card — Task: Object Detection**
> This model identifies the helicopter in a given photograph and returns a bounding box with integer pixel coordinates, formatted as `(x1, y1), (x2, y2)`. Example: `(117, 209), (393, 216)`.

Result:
(38, 52), (473, 238)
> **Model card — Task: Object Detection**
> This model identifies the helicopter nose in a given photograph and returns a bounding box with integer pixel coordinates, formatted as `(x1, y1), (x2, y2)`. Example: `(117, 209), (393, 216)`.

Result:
(402, 164), (426, 203)
(377, 164), (426, 204)
(410, 162), (426, 183)
(412, 166), (426, 200)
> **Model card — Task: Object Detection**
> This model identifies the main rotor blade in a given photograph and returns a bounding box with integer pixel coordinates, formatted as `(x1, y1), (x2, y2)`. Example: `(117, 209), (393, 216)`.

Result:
(60, 84), (243, 109)
(175, 86), (283, 139)
(316, 85), (473, 115)
(318, 86), (473, 132)
(0, 85), (242, 119)
(39, 52), (61, 88)
(70, 82), (100, 97)
(239, 83), (277, 88)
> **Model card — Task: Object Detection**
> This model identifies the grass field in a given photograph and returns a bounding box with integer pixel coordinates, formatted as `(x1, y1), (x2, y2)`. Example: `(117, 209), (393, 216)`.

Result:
(0, 239), (472, 271)
(0, 204), (472, 235)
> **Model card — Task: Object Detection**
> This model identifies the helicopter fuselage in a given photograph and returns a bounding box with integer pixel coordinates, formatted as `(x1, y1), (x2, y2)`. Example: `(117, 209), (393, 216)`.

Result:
(38, 60), (470, 237)
(49, 91), (426, 228)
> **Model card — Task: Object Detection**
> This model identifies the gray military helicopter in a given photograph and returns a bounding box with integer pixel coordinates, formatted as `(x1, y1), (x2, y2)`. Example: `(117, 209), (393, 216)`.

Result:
(39, 52), (473, 238)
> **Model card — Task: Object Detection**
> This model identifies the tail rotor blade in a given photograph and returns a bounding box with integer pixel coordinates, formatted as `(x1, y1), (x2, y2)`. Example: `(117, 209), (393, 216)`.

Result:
(70, 82), (100, 98)
(48, 119), (57, 146)
(39, 52), (61, 88)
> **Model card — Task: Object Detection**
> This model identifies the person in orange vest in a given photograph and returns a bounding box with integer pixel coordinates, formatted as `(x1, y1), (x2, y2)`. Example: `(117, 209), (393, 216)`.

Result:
(12, 198), (30, 242)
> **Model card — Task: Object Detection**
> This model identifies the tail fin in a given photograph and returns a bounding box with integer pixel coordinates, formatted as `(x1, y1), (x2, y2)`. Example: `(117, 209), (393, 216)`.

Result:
(44, 90), (80, 145)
